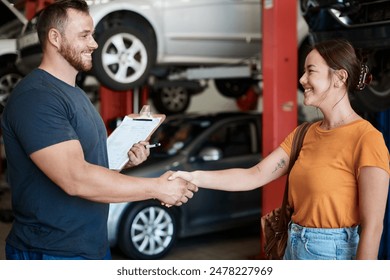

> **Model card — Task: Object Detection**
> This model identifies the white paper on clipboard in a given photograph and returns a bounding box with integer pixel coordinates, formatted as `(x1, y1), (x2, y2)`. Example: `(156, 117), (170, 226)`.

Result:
(106, 106), (165, 170)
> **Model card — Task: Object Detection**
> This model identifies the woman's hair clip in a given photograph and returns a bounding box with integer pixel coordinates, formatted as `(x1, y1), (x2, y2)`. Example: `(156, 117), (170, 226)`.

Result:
(356, 64), (372, 91)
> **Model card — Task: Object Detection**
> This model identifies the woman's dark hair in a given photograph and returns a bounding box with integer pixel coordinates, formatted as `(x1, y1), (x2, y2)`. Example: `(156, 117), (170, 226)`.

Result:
(37, 0), (90, 49)
(313, 39), (372, 92)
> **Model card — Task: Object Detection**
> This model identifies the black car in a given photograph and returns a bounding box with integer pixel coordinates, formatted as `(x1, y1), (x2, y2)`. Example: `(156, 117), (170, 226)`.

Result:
(300, 0), (390, 112)
(107, 111), (262, 259)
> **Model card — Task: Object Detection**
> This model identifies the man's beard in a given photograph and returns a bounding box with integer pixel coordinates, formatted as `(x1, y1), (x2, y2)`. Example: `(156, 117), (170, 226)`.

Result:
(59, 39), (93, 72)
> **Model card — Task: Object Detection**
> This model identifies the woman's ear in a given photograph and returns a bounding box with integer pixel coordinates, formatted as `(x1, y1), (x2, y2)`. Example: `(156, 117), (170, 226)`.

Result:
(337, 69), (348, 84)
(333, 69), (348, 88)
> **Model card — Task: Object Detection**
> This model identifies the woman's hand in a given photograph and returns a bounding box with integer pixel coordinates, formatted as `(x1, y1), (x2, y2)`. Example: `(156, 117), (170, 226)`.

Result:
(168, 170), (195, 184)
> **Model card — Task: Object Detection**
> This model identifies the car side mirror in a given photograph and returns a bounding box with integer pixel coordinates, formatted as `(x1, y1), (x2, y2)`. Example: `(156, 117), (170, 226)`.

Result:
(198, 147), (223, 162)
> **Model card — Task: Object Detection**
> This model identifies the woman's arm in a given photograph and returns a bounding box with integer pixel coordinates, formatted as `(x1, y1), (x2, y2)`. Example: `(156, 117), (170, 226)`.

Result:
(356, 166), (389, 259)
(169, 146), (290, 191)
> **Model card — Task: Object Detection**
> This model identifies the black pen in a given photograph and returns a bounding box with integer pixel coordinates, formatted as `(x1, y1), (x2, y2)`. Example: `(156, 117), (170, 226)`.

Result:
(146, 143), (161, 149)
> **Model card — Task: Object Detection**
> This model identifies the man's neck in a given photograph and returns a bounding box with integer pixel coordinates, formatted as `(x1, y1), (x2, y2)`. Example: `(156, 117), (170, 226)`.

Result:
(39, 59), (78, 87)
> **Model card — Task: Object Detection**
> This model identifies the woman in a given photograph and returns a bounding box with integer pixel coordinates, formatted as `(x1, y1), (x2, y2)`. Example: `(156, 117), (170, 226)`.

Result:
(169, 39), (389, 260)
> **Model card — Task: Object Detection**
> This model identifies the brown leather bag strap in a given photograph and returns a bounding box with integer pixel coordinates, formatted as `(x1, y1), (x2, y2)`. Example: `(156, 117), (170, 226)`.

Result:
(280, 122), (312, 216)
(288, 122), (312, 172)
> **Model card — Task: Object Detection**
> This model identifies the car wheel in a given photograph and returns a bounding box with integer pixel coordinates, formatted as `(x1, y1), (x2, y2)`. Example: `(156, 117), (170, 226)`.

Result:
(151, 86), (191, 115)
(0, 64), (23, 113)
(118, 201), (177, 259)
(92, 25), (156, 91)
(214, 78), (254, 98)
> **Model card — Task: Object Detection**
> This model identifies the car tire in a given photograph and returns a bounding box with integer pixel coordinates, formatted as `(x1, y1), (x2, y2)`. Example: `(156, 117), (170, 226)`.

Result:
(118, 201), (177, 260)
(0, 64), (23, 113)
(151, 86), (191, 115)
(214, 78), (255, 98)
(92, 24), (156, 91)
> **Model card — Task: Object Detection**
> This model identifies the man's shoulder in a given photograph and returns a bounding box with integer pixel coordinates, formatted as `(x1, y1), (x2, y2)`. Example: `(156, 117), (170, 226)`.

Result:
(12, 69), (45, 96)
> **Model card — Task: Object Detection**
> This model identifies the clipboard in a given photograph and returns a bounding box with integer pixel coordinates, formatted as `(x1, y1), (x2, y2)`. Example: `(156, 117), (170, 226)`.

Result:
(107, 105), (166, 170)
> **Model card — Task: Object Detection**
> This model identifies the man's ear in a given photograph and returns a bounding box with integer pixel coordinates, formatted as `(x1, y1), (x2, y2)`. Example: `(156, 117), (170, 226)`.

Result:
(47, 28), (62, 49)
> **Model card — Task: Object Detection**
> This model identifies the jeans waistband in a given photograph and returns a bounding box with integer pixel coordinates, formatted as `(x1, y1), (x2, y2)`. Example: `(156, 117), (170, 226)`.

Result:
(289, 222), (359, 241)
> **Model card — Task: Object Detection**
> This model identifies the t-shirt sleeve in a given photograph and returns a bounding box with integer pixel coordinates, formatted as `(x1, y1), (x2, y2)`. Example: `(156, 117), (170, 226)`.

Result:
(280, 126), (299, 157)
(7, 88), (78, 155)
(355, 129), (390, 177)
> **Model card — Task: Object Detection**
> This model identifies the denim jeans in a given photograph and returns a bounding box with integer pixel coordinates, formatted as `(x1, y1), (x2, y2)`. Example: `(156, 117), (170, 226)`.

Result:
(5, 243), (112, 260)
(284, 222), (359, 260)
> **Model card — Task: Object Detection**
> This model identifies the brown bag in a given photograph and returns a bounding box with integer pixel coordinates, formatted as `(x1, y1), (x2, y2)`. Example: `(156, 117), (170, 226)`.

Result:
(261, 122), (312, 260)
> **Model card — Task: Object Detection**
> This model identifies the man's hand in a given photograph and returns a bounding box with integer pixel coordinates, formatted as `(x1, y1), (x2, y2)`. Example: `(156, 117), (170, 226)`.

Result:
(155, 171), (198, 206)
(123, 141), (150, 169)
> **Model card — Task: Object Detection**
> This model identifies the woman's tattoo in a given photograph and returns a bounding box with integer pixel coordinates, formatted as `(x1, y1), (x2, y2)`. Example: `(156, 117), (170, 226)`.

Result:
(273, 158), (286, 173)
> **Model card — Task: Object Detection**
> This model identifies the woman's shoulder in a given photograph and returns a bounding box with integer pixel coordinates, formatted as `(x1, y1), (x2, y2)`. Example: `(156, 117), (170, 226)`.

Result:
(350, 119), (380, 134)
(349, 120), (388, 152)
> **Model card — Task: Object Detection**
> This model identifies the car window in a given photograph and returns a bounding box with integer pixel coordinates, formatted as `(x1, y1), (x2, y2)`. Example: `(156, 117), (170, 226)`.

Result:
(149, 118), (211, 157)
(203, 119), (259, 158)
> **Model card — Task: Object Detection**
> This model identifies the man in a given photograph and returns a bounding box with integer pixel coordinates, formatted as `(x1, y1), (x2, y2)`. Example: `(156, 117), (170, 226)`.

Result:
(1, 0), (197, 260)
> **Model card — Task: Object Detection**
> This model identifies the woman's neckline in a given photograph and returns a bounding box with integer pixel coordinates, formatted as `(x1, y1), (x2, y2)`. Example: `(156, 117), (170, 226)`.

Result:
(316, 118), (364, 132)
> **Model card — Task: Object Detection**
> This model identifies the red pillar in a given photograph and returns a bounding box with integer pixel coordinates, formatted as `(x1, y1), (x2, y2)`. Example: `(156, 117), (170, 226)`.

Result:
(261, 0), (298, 256)
(24, 0), (54, 20)
(99, 86), (150, 135)
(99, 86), (133, 135)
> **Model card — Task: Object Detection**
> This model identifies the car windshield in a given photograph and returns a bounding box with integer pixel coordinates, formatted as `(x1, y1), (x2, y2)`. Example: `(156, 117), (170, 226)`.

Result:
(149, 117), (212, 157)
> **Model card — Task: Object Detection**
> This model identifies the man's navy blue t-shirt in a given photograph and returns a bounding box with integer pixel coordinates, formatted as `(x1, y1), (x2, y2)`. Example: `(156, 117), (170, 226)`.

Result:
(1, 69), (109, 259)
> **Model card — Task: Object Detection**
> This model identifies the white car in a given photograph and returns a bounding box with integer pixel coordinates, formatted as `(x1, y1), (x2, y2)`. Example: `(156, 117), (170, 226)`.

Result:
(16, 0), (309, 114)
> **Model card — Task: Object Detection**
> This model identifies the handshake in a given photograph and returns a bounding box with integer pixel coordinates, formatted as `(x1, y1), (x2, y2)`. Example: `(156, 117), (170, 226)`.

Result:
(125, 143), (199, 207)
(156, 170), (197, 207)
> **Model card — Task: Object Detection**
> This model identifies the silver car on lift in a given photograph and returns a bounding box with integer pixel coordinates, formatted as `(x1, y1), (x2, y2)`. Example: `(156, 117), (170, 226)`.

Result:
(16, 0), (309, 114)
